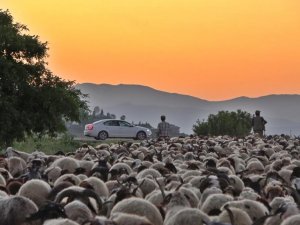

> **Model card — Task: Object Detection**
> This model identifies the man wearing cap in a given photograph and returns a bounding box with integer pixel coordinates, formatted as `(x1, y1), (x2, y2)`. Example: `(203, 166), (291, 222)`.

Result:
(157, 115), (170, 140)
(252, 110), (267, 137)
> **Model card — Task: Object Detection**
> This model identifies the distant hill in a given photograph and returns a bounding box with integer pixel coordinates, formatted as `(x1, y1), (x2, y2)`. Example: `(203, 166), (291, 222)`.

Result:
(76, 83), (300, 135)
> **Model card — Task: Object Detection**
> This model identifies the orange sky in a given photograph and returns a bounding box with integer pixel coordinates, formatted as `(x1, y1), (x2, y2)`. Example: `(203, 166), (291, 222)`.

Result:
(1, 0), (300, 100)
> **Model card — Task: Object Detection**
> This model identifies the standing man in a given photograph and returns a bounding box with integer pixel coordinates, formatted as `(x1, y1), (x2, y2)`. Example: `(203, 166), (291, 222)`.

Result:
(157, 115), (170, 140)
(252, 110), (267, 137)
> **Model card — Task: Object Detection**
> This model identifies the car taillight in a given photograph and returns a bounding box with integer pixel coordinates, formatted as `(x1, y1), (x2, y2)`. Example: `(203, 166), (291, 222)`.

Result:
(87, 124), (93, 130)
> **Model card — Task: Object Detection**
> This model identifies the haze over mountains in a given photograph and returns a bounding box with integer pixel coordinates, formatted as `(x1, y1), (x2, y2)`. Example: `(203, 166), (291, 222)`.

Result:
(76, 83), (300, 135)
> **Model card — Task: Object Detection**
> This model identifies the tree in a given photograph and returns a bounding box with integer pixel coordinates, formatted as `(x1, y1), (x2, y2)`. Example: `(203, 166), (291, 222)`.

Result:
(193, 110), (252, 137)
(120, 115), (126, 120)
(0, 10), (87, 147)
(92, 106), (100, 118)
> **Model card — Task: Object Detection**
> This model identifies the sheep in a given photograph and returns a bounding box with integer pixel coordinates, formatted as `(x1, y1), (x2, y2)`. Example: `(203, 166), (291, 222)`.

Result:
(110, 213), (153, 225)
(238, 188), (260, 201)
(7, 156), (27, 177)
(217, 206), (252, 225)
(0, 167), (13, 181)
(0, 196), (38, 225)
(281, 215), (300, 225)
(55, 186), (103, 215)
(64, 200), (93, 224)
(25, 201), (67, 224)
(0, 190), (8, 198)
(5, 178), (23, 195)
(136, 168), (162, 180)
(269, 197), (295, 214)
(77, 174), (88, 181)
(222, 199), (269, 222)
(51, 157), (80, 174)
(200, 194), (233, 216)
(164, 208), (210, 225)
(2, 134), (300, 225)
(43, 218), (79, 225)
(44, 167), (62, 185)
(5, 147), (30, 161)
(0, 173), (6, 186)
(17, 179), (51, 208)
(78, 160), (95, 175)
(54, 174), (81, 186)
(163, 190), (192, 222)
(199, 187), (222, 205)
(177, 186), (199, 208)
(146, 189), (171, 207)
(80, 176), (109, 198)
(108, 163), (132, 180)
(90, 158), (110, 182)
(137, 177), (158, 196)
(110, 197), (163, 225)
(264, 201), (299, 225)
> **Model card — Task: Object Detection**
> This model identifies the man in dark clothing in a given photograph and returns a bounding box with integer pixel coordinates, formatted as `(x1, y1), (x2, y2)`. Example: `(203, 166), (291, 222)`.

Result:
(252, 110), (267, 137)
(157, 115), (170, 140)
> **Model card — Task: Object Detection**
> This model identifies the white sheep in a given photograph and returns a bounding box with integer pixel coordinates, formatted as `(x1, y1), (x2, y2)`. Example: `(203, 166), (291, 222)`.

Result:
(17, 179), (51, 208)
(110, 197), (163, 225)
(110, 212), (153, 225)
(164, 208), (210, 225)
(80, 176), (109, 198)
(281, 215), (300, 225)
(43, 218), (79, 225)
(218, 206), (252, 225)
(7, 156), (27, 177)
(64, 200), (93, 224)
(0, 196), (38, 225)
(51, 157), (80, 173)
(200, 194), (233, 216)
(222, 199), (269, 222)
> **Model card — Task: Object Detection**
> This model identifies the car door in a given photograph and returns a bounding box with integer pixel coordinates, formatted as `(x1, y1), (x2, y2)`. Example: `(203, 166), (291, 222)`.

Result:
(103, 120), (121, 137)
(118, 120), (136, 138)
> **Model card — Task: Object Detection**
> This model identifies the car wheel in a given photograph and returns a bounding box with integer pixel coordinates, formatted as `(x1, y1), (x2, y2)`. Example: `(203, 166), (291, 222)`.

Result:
(136, 131), (146, 140)
(98, 131), (108, 140)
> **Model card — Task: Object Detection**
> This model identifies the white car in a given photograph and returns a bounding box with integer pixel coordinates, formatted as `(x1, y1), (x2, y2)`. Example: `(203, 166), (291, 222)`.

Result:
(84, 119), (152, 140)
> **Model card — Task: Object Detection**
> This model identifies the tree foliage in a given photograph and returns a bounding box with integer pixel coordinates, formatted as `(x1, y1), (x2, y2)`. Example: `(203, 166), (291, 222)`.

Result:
(193, 110), (252, 137)
(0, 10), (87, 147)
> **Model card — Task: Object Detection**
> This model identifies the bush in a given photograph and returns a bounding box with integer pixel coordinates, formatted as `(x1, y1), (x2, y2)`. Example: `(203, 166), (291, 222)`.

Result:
(193, 110), (252, 137)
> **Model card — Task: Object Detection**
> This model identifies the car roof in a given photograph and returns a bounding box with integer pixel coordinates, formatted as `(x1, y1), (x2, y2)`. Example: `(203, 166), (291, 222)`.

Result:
(93, 119), (128, 124)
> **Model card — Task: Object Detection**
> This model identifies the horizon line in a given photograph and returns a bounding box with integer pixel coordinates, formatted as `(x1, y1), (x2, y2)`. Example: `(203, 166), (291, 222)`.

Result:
(77, 82), (300, 102)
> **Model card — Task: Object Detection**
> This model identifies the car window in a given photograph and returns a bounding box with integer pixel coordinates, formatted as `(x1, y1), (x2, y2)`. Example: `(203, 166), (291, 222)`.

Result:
(103, 120), (120, 126)
(119, 121), (132, 127)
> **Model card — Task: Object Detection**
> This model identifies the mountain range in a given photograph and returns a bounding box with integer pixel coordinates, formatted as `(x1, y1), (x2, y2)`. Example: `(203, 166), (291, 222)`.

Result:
(76, 83), (300, 135)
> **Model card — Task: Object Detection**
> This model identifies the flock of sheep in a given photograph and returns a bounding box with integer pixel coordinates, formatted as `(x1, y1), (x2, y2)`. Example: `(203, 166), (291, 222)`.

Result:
(1, 134), (300, 225)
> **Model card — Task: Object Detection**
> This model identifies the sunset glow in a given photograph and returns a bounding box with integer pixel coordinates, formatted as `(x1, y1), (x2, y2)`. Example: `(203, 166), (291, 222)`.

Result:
(2, 0), (300, 100)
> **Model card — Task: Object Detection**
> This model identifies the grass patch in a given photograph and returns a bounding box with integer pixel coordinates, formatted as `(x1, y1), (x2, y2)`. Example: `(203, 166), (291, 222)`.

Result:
(10, 134), (139, 155)
(11, 134), (82, 155)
